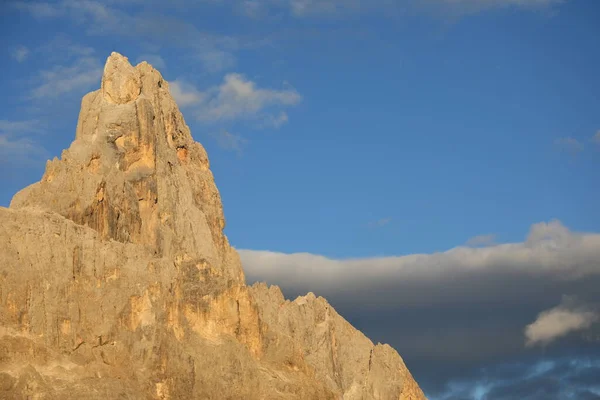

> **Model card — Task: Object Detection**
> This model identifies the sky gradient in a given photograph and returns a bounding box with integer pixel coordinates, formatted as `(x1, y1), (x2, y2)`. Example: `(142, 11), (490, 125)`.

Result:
(1, 0), (599, 398)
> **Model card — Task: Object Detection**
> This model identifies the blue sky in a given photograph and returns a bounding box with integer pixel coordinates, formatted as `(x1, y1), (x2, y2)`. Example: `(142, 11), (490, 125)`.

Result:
(1, 0), (600, 398)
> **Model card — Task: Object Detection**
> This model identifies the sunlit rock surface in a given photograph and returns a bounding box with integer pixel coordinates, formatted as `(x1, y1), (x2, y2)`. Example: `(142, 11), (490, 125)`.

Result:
(1, 52), (426, 400)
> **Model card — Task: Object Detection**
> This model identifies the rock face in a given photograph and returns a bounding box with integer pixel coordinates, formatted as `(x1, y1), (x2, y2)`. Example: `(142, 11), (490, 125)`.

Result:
(0, 53), (426, 400)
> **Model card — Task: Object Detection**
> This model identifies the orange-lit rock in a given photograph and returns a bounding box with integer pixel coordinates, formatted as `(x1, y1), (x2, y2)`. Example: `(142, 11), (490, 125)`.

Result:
(0, 52), (426, 400)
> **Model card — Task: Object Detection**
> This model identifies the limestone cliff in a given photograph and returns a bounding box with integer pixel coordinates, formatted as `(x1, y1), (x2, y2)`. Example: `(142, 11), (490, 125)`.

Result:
(0, 53), (426, 400)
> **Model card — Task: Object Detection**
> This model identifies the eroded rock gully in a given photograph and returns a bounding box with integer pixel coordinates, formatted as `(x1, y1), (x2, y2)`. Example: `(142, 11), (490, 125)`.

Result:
(0, 52), (426, 400)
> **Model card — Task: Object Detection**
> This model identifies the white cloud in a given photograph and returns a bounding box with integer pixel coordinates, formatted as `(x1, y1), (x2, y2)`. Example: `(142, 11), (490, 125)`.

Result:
(169, 76), (298, 150)
(169, 75), (301, 125)
(466, 233), (496, 247)
(9, 37), (102, 103)
(169, 80), (205, 107)
(136, 54), (166, 70)
(11, 46), (30, 62)
(525, 297), (599, 347)
(593, 130), (600, 144)
(238, 220), (600, 305)
(29, 56), (102, 99)
(197, 73), (301, 121)
(525, 219), (574, 246)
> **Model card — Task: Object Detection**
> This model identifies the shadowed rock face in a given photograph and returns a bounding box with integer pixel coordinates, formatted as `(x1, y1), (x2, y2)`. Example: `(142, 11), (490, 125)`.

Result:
(0, 53), (426, 400)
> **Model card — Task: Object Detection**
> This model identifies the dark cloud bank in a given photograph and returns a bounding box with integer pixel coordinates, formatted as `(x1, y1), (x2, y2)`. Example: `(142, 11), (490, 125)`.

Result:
(239, 220), (600, 399)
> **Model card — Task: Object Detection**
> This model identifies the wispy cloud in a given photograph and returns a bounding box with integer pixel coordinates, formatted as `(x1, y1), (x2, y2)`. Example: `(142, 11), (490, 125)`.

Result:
(432, 0), (565, 8)
(197, 73), (301, 121)
(169, 79), (205, 107)
(0, 135), (43, 159)
(0, 120), (41, 135)
(239, 0), (266, 18)
(15, 0), (242, 72)
(212, 130), (247, 153)
(413, 0), (567, 18)
(13, 1), (64, 18)
(14, 0), (567, 23)
(554, 137), (584, 155)
(29, 56), (102, 99)
(11, 45), (30, 62)
(14, 36), (103, 101)
(197, 50), (237, 73)
(243, 0), (567, 18)
(259, 112), (290, 129)
(593, 130), (600, 144)
(36, 35), (95, 60)
(433, 356), (600, 400)
(525, 296), (599, 347)
(466, 233), (496, 247)
(169, 76), (298, 151)
(169, 75), (301, 125)
(0, 120), (47, 164)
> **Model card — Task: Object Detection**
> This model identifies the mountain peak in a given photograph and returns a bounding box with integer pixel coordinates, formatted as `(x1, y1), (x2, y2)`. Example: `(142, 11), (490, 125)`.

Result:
(101, 52), (142, 104)
(11, 52), (240, 283)
(1, 53), (426, 400)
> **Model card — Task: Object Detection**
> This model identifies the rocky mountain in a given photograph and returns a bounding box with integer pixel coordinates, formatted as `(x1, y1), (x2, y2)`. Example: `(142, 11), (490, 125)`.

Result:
(0, 53), (426, 400)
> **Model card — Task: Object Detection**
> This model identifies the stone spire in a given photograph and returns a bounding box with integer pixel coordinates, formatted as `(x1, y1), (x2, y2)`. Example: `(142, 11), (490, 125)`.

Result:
(1, 52), (426, 400)
(11, 52), (244, 285)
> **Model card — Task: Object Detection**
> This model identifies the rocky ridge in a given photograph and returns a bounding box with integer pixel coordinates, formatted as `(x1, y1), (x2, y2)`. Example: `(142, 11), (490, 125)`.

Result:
(0, 52), (426, 400)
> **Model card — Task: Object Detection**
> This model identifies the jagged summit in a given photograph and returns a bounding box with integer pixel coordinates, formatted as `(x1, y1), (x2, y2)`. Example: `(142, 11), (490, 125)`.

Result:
(0, 53), (426, 399)
(102, 52), (143, 104)
(11, 52), (241, 283)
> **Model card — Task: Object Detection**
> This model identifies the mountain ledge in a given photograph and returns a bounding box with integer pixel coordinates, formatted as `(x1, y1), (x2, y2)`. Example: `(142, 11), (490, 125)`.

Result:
(0, 52), (426, 400)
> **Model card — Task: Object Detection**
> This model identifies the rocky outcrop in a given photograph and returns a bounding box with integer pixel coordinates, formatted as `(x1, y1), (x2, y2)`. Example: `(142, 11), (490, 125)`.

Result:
(249, 284), (425, 400)
(0, 52), (426, 399)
